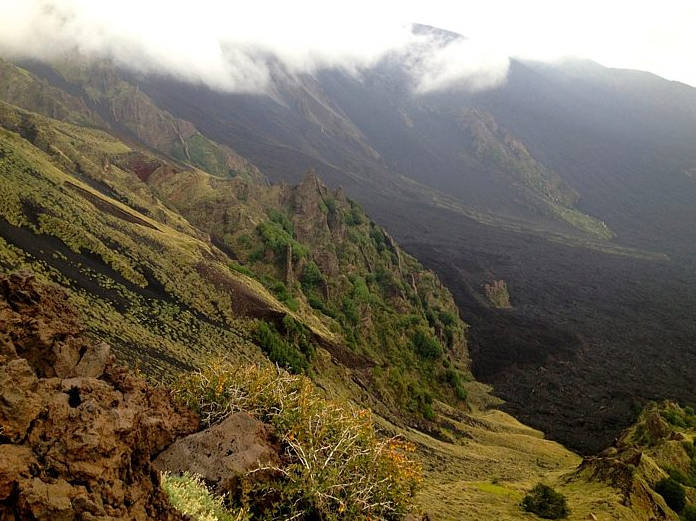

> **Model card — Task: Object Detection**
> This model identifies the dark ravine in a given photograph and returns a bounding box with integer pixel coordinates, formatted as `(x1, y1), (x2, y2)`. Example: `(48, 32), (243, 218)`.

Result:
(391, 204), (696, 453)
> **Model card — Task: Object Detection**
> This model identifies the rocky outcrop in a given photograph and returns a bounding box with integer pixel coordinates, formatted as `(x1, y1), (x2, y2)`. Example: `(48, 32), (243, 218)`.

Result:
(0, 271), (199, 520)
(568, 447), (679, 521)
(290, 170), (332, 244)
(484, 279), (512, 309)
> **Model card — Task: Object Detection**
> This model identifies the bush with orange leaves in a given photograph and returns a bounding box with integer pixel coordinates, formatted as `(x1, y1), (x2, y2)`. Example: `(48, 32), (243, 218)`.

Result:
(172, 360), (422, 520)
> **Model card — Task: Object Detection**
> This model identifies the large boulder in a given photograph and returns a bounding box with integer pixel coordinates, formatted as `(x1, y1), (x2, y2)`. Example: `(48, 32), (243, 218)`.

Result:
(0, 271), (199, 520)
(154, 411), (282, 495)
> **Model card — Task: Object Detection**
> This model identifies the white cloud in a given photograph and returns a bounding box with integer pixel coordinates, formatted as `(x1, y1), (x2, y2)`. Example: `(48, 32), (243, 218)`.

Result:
(0, 0), (510, 93)
(0, 0), (694, 92)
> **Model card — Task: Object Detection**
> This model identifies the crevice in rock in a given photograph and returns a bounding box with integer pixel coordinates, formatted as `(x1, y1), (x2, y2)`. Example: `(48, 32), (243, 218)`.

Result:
(67, 386), (81, 408)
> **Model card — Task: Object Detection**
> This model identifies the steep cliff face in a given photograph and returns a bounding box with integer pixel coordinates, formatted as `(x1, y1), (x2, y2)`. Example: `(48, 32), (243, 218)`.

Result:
(0, 271), (199, 520)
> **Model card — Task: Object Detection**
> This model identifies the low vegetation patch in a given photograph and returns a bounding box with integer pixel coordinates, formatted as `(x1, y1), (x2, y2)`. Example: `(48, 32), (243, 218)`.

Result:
(254, 320), (313, 374)
(172, 361), (422, 520)
(522, 483), (569, 519)
(661, 405), (696, 429)
(161, 472), (249, 521)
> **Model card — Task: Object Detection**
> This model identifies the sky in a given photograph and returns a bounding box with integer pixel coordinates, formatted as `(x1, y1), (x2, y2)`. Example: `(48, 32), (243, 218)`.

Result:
(0, 0), (694, 93)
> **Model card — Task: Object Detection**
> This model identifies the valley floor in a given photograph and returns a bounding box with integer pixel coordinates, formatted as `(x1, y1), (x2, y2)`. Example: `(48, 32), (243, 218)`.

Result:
(395, 400), (657, 520)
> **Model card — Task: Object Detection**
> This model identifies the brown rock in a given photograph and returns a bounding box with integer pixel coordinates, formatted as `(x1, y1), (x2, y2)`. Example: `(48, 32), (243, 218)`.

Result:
(0, 272), (199, 520)
(644, 410), (671, 441)
(0, 358), (44, 442)
(291, 171), (332, 244)
(0, 270), (89, 378)
(16, 479), (77, 521)
(71, 341), (112, 378)
(154, 411), (282, 494)
(0, 445), (34, 500)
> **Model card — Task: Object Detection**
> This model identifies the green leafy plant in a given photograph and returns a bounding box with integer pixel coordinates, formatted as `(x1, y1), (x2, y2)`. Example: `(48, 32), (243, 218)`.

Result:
(411, 329), (442, 359)
(522, 483), (569, 519)
(228, 261), (254, 278)
(254, 321), (310, 374)
(444, 368), (469, 402)
(300, 261), (324, 290)
(256, 220), (307, 262)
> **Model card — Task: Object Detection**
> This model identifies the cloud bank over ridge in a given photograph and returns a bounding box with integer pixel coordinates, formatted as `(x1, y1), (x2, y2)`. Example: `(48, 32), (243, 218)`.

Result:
(0, 0), (510, 94)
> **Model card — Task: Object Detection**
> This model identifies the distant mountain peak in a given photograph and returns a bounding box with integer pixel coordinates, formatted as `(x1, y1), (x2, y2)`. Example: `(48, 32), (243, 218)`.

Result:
(411, 23), (467, 42)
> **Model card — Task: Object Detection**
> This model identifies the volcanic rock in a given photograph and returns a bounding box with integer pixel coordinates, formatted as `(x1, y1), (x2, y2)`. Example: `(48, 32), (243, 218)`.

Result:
(0, 271), (199, 520)
(154, 411), (282, 495)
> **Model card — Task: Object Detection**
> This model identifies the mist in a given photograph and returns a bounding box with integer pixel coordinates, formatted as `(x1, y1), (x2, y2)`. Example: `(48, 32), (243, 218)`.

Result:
(0, 0), (510, 94)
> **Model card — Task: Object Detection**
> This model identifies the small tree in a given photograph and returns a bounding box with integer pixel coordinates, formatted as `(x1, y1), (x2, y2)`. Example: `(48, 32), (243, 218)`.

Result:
(522, 483), (569, 519)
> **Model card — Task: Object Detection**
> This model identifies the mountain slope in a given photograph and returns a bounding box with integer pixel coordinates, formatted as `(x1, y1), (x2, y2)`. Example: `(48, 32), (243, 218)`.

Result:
(0, 65), (692, 518)
(0, 96), (477, 429)
(3, 42), (696, 454)
(96, 41), (696, 453)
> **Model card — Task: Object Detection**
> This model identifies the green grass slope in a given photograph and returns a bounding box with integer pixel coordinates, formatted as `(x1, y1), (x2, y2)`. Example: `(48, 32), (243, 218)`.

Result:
(0, 101), (283, 375)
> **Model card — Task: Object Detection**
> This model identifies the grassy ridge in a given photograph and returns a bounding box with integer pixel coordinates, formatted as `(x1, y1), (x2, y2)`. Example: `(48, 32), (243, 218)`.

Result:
(0, 103), (276, 374)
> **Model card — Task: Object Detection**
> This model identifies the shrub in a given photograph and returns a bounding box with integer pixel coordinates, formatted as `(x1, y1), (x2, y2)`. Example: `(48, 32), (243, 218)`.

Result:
(344, 203), (364, 226)
(267, 208), (294, 234)
(343, 297), (360, 324)
(228, 261), (254, 278)
(281, 315), (314, 356)
(307, 293), (337, 318)
(407, 385), (435, 421)
(444, 369), (468, 402)
(255, 321), (310, 374)
(161, 471), (249, 521)
(438, 310), (457, 327)
(667, 467), (693, 487)
(522, 483), (569, 519)
(655, 477), (686, 513)
(256, 220), (307, 262)
(300, 261), (324, 290)
(282, 297), (300, 312)
(370, 227), (386, 249)
(661, 407), (696, 429)
(270, 280), (288, 300)
(411, 329), (442, 359)
(171, 362), (421, 520)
